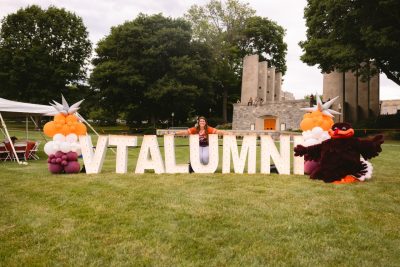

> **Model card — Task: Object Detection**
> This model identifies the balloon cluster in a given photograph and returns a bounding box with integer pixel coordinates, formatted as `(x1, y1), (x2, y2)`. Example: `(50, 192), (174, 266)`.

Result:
(300, 110), (334, 132)
(299, 95), (340, 174)
(43, 114), (86, 137)
(47, 151), (80, 174)
(301, 127), (331, 147)
(44, 133), (81, 156)
(43, 96), (87, 174)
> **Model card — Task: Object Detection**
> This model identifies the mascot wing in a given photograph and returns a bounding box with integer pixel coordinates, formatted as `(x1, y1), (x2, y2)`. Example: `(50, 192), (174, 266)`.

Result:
(294, 143), (322, 161)
(358, 135), (384, 160)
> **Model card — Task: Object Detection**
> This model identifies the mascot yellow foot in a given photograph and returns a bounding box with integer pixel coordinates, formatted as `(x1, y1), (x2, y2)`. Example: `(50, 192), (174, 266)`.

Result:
(332, 175), (359, 184)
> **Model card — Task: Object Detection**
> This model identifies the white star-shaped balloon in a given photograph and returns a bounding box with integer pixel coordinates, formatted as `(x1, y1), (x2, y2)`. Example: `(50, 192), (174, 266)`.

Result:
(301, 94), (341, 118)
(47, 95), (84, 115)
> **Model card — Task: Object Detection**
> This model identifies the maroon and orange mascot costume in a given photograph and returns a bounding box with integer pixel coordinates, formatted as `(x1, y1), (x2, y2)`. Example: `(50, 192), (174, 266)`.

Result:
(294, 95), (384, 184)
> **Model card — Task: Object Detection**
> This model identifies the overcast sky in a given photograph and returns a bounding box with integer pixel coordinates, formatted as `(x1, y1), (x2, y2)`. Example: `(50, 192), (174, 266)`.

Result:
(1, 0), (399, 100)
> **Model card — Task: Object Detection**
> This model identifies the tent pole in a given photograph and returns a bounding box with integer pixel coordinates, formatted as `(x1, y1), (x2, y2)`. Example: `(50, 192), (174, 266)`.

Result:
(76, 113), (101, 136)
(30, 116), (48, 142)
(0, 113), (23, 164)
(26, 116), (29, 140)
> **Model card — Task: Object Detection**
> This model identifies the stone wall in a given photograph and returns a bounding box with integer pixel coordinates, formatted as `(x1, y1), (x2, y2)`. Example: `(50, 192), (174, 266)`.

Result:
(232, 100), (309, 130)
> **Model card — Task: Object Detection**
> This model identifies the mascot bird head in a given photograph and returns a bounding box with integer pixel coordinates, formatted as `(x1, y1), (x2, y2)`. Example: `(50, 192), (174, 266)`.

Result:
(328, 122), (354, 139)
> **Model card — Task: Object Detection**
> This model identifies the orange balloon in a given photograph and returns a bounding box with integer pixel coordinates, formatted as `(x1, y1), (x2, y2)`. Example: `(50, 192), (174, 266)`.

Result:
(54, 114), (66, 124)
(74, 122), (87, 135)
(61, 124), (70, 135)
(43, 121), (57, 137)
(304, 113), (312, 119)
(66, 115), (78, 123)
(54, 122), (63, 130)
(300, 118), (314, 131)
(321, 116), (333, 130)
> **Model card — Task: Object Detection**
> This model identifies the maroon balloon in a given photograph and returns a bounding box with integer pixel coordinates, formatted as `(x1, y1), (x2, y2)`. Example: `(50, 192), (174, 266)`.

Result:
(55, 151), (64, 158)
(56, 158), (62, 163)
(48, 163), (63, 174)
(51, 158), (57, 164)
(64, 161), (80, 173)
(62, 155), (68, 160)
(49, 154), (55, 159)
(304, 160), (320, 175)
(61, 160), (68, 166)
(66, 152), (78, 162)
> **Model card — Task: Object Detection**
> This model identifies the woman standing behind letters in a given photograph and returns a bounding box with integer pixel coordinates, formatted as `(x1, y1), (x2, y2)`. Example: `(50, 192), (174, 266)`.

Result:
(175, 116), (227, 166)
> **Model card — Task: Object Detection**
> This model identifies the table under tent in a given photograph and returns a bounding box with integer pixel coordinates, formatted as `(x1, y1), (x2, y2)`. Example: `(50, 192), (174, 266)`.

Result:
(0, 98), (98, 165)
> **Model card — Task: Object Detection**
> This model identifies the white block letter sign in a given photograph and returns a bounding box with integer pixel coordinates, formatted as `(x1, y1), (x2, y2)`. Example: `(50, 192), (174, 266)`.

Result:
(293, 135), (304, 175)
(164, 134), (189, 173)
(79, 135), (109, 174)
(109, 135), (138, 174)
(135, 135), (165, 174)
(189, 134), (219, 173)
(222, 135), (257, 174)
(260, 135), (290, 175)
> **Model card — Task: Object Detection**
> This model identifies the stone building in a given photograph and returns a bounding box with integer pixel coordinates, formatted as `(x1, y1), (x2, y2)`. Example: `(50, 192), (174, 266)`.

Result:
(233, 55), (308, 131)
(323, 70), (380, 123)
(380, 100), (400, 115)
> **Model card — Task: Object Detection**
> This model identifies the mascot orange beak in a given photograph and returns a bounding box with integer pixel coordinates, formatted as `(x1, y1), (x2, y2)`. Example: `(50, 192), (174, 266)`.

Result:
(328, 128), (355, 139)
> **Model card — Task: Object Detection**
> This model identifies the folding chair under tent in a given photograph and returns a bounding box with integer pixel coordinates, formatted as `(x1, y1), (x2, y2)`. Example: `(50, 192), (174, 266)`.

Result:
(0, 97), (98, 165)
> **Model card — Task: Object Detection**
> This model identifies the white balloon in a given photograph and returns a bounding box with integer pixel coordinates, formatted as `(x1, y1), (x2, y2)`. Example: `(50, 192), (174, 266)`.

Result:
(321, 132), (331, 141)
(44, 141), (57, 155)
(53, 133), (66, 142)
(60, 142), (71, 153)
(69, 143), (81, 155)
(312, 127), (323, 136)
(304, 138), (319, 147)
(66, 133), (78, 143)
(52, 140), (61, 151)
(302, 130), (312, 140)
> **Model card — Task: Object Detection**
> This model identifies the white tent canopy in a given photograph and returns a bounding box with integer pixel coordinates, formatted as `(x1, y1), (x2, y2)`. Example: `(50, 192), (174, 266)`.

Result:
(0, 97), (55, 116)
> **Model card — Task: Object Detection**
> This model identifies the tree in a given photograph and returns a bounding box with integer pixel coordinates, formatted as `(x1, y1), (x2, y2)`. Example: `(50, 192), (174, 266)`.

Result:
(186, 0), (287, 122)
(240, 16), (287, 74)
(89, 14), (214, 125)
(300, 0), (400, 86)
(0, 5), (92, 103)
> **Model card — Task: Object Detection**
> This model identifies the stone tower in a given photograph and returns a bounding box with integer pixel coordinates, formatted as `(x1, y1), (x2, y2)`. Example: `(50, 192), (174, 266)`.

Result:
(323, 70), (379, 123)
(240, 54), (283, 104)
(240, 55), (259, 104)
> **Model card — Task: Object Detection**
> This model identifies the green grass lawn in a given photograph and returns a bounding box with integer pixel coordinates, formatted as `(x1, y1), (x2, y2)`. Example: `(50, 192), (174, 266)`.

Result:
(0, 130), (400, 266)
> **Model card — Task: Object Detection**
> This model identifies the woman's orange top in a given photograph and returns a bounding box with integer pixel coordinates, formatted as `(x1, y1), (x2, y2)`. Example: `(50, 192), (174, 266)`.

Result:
(187, 126), (217, 147)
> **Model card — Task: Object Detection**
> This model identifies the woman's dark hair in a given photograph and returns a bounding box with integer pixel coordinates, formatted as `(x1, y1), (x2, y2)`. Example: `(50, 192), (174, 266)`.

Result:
(195, 116), (209, 139)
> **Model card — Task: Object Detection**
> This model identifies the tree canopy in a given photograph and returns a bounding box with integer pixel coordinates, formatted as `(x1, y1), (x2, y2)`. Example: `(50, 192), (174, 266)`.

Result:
(300, 0), (400, 85)
(186, 0), (287, 122)
(89, 14), (214, 125)
(0, 5), (92, 103)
